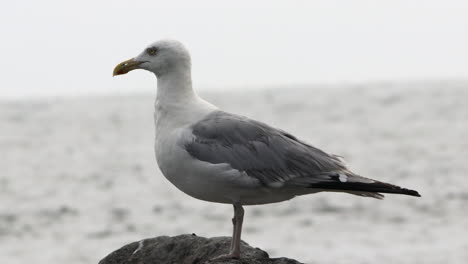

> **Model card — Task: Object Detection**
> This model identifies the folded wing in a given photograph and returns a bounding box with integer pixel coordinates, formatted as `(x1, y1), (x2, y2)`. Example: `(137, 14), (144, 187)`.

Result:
(184, 111), (420, 198)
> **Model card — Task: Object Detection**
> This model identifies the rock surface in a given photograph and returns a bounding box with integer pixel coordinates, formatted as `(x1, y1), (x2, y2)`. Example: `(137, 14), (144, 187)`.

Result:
(98, 234), (303, 264)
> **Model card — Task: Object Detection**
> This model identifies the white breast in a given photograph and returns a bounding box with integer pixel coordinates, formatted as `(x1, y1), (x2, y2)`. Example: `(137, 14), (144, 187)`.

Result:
(153, 97), (241, 203)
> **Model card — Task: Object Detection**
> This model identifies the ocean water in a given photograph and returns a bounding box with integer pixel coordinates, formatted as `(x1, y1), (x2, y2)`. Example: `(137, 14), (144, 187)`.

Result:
(1, 82), (467, 264)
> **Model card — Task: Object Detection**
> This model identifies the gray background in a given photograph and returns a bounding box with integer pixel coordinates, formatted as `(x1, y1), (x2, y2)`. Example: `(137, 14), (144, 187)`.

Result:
(0, 0), (467, 98)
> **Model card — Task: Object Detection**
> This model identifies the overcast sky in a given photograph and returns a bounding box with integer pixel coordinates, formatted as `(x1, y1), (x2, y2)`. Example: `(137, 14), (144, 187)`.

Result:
(1, 0), (467, 98)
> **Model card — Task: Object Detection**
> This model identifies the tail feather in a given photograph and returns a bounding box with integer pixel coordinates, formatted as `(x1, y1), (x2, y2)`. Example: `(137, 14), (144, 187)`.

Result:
(293, 172), (421, 198)
(313, 179), (421, 197)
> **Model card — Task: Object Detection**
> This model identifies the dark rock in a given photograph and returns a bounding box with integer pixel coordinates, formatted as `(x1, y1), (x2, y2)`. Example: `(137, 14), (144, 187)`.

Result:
(98, 234), (303, 264)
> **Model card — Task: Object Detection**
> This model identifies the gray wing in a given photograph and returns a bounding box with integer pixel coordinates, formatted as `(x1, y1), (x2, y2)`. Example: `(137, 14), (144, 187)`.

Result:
(185, 111), (348, 185)
(185, 111), (420, 197)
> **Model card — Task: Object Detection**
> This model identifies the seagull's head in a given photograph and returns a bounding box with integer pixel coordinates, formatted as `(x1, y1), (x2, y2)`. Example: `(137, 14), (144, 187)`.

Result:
(113, 39), (191, 77)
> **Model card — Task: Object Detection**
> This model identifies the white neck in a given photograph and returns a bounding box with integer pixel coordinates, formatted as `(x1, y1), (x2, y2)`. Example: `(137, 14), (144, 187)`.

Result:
(156, 68), (197, 106)
(154, 66), (217, 128)
(153, 68), (218, 140)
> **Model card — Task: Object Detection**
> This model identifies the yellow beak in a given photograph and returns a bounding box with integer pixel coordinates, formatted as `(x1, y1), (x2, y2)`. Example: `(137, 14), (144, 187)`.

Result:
(113, 58), (145, 76)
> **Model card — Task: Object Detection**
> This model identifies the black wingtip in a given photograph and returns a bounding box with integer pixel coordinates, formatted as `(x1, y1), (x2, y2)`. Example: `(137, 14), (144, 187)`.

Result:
(402, 188), (421, 197)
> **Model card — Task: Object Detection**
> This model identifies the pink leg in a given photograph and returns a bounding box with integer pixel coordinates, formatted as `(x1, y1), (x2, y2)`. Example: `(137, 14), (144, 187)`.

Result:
(230, 206), (237, 251)
(212, 203), (245, 260)
(230, 204), (244, 258)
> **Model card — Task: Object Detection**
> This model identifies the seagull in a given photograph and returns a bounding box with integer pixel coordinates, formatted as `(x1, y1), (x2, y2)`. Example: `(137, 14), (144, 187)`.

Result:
(113, 40), (420, 259)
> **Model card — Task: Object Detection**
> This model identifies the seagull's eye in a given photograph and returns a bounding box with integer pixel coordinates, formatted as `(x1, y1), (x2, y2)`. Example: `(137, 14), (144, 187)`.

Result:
(146, 47), (157, 56)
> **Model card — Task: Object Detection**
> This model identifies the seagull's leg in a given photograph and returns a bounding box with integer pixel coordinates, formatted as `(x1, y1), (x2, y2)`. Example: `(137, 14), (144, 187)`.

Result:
(211, 203), (244, 260)
(230, 203), (244, 258)
(230, 204), (237, 251)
